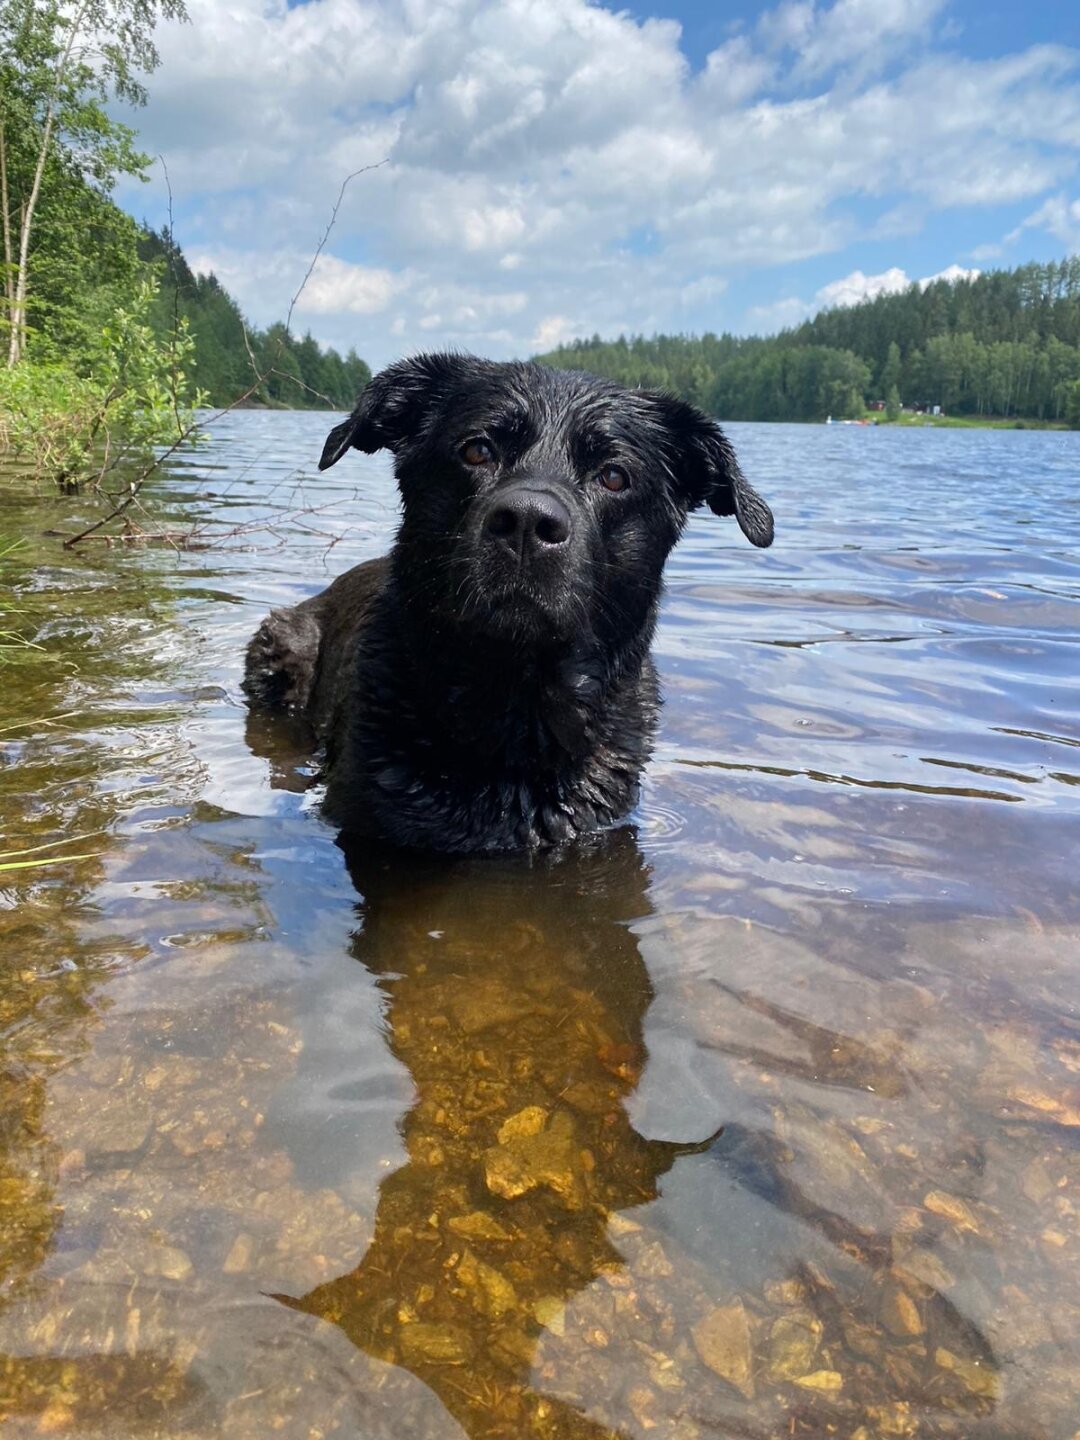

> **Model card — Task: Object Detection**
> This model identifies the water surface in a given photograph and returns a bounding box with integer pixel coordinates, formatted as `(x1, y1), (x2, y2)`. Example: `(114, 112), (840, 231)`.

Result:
(1, 416), (1078, 1439)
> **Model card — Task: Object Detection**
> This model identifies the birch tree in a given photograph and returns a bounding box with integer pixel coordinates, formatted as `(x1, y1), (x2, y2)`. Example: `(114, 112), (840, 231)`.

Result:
(0, 0), (186, 366)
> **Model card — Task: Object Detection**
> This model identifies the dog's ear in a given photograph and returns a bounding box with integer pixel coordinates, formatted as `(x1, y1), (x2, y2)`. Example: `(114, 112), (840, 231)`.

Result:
(652, 394), (774, 548)
(319, 353), (466, 471)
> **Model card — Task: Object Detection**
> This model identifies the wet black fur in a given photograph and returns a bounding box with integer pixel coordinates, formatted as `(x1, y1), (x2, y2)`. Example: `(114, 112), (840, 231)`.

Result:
(243, 353), (773, 853)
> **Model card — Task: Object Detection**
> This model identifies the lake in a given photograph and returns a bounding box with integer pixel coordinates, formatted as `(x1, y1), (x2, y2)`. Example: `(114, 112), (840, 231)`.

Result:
(1, 413), (1078, 1439)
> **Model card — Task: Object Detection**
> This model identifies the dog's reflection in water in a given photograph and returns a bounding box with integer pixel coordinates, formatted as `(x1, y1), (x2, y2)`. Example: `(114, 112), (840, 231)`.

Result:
(276, 831), (713, 1438)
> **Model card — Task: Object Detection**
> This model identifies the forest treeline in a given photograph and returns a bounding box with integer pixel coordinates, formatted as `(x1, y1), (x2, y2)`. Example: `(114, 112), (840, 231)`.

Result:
(137, 228), (371, 409)
(537, 260), (1080, 425)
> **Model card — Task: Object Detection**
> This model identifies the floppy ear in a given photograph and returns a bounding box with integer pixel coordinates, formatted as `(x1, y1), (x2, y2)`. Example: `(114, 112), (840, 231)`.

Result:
(652, 394), (774, 548)
(318, 352), (466, 471)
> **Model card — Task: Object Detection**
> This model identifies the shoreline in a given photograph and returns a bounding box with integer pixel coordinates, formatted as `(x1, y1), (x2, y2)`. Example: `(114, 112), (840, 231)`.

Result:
(861, 412), (1067, 431)
(816, 411), (1069, 431)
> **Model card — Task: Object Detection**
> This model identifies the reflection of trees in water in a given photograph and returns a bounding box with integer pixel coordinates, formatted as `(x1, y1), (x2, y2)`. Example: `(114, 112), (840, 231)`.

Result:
(278, 834), (999, 1440)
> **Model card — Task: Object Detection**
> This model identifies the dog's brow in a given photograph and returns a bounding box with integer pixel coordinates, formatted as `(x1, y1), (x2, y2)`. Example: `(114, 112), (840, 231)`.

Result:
(569, 423), (623, 472)
(483, 406), (535, 451)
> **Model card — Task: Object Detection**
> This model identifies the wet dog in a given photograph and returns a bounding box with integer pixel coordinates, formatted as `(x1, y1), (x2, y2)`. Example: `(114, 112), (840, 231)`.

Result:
(243, 353), (773, 853)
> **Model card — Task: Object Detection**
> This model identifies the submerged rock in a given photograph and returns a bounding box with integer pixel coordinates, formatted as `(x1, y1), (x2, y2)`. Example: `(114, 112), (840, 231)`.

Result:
(935, 1346), (999, 1399)
(794, 1369), (843, 1393)
(85, 1095), (153, 1161)
(446, 1211), (514, 1242)
(766, 1311), (822, 1381)
(923, 1189), (981, 1234)
(497, 1106), (547, 1142)
(456, 1248), (517, 1318)
(483, 1108), (587, 1208)
(533, 1295), (566, 1335)
(398, 1322), (474, 1367)
(880, 1282), (924, 1337)
(691, 1299), (754, 1398)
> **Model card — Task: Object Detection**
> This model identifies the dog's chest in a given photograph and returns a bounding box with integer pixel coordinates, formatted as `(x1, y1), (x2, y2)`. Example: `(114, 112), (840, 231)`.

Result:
(327, 659), (659, 853)
(369, 745), (643, 852)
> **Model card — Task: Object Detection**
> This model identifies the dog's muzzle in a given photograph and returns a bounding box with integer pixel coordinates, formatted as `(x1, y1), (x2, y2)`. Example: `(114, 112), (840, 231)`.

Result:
(482, 483), (573, 565)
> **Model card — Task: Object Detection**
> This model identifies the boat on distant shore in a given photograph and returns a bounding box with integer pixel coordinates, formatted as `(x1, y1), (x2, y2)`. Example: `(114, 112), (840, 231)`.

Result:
(825, 415), (874, 425)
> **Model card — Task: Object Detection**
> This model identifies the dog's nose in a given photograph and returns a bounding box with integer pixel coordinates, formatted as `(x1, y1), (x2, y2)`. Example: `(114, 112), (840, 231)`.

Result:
(485, 488), (572, 556)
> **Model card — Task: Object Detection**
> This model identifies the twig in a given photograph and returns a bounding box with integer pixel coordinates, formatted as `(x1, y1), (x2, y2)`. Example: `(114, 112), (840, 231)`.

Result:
(283, 160), (388, 339)
(159, 153), (185, 438)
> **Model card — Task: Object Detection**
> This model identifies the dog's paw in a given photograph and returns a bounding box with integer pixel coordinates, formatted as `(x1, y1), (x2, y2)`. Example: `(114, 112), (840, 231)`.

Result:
(242, 609), (321, 711)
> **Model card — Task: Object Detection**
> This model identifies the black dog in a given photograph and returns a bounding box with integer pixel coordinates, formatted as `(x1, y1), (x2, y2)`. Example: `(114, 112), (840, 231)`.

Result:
(243, 353), (773, 853)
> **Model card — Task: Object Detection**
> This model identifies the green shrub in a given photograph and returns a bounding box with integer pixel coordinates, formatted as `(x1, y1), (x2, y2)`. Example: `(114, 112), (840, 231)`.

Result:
(0, 277), (204, 487)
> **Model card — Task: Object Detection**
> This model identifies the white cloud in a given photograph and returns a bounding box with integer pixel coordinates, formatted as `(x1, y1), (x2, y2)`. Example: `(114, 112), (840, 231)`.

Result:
(301, 256), (400, 314)
(762, 0), (950, 84)
(757, 2), (815, 54)
(697, 37), (776, 109)
(747, 262), (981, 332)
(817, 266), (911, 307)
(122, 0), (1080, 366)
(531, 316), (583, 352)
(922, 263), (981, 287)
(1008, 193), (1080, 250)
(968, 189), (1080, 259)
(746, 295), (815, 329)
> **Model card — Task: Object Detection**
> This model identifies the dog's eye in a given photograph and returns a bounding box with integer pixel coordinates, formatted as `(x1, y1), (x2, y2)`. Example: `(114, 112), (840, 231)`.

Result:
(460, 438), (496, 466)
(596, 464), (630, 493)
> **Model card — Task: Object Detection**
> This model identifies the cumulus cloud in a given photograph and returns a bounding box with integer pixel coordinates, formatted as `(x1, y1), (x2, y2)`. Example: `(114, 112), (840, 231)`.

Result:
(531, 315), (584, 351)
(923, 264), (981, 287)
(759, 0), (949, 84)
(817, 266), (911, 307)
(1007, 193), (1080, 250)
(747, 262), (981, 332)
(122, 0), (1080, 365)
(302, 256), (400, 314)
(817, 263), (981, 307)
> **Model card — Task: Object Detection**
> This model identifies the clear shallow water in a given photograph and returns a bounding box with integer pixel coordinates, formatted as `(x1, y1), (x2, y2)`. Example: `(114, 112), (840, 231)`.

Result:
(0, 415), (1078, 1439)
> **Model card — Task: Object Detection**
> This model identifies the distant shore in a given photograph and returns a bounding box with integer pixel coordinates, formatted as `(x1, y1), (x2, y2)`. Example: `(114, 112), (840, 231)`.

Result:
(858, 411), (1067, 431)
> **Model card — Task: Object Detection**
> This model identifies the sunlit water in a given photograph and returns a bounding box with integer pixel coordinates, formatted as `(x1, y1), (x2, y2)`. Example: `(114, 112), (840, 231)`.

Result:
(1, 414), (1078, 1439)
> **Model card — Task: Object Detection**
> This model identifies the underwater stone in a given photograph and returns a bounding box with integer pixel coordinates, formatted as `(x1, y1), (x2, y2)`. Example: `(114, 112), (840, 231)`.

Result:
(766, 1311), (822, 1381)
(483, 1110), (586, 1208)
(691, 1299), (754, 1398)
(399, 1322), (474, 1366)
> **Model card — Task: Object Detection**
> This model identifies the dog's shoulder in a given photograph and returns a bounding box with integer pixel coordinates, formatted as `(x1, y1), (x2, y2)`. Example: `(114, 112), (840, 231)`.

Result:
(318, 555), (392, 640)
(310, 555), (392, 725)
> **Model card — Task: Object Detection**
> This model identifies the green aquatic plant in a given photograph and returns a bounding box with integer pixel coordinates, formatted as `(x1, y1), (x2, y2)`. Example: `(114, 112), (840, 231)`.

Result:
(0, 627), (45, 661)
(0, 833), (103, 871)
(0, 850), (99, 871)
(0, 535), (45, 661)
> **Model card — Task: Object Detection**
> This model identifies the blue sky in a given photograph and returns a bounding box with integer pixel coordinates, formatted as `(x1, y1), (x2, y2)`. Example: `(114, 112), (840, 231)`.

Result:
(122, 0), (1080, 367)
(657, 0), (1077, 68)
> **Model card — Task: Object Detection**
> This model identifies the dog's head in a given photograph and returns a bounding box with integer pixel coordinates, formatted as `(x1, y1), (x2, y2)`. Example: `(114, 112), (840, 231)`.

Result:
(319, 353), (773, 649)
